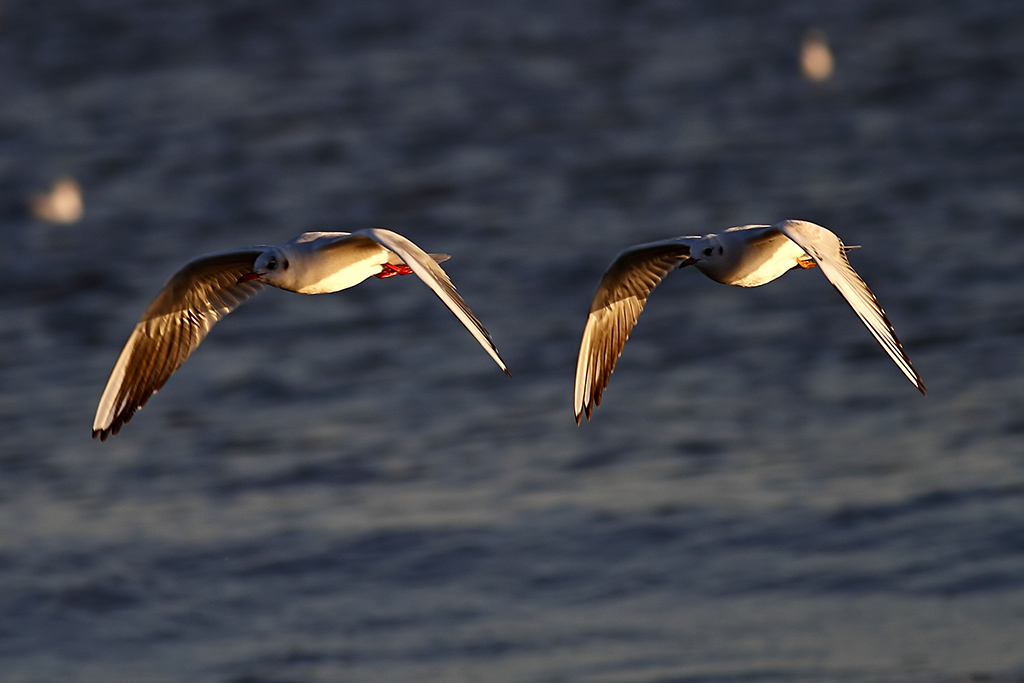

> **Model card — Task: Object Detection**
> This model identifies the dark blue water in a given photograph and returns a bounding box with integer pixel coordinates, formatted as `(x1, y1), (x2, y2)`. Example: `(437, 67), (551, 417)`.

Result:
(2, 0), (1023, 681)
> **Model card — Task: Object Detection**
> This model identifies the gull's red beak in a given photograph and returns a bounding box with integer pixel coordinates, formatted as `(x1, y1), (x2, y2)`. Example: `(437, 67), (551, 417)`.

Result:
(237, 272), (262, 284)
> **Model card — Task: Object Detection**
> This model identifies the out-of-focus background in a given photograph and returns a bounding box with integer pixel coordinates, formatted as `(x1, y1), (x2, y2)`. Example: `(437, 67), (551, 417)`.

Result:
(2, 0), (1023, 681)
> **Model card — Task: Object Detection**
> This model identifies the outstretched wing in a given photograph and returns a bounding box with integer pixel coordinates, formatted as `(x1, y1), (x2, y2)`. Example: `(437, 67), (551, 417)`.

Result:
(574, 238), (696, 422)
(777, 220), (926, 394)
(93, 249), (266, 440)
(360, 228), (510, 376)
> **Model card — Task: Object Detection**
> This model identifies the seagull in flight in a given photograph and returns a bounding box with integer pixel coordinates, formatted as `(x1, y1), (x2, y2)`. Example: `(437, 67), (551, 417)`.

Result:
(574, 220), (925, 423)
(93, 228), (510, 440)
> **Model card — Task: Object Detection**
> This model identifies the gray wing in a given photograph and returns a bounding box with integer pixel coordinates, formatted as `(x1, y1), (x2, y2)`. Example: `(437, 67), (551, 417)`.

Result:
(777, 220), (926, 394)
(359, 228), (510, 376)
(574, 238), (696, 423)
(93, 249), (266, 440)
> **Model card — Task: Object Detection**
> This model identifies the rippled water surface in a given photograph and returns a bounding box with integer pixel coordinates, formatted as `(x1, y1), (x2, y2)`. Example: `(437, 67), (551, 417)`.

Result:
(2, 1), (1023, 681)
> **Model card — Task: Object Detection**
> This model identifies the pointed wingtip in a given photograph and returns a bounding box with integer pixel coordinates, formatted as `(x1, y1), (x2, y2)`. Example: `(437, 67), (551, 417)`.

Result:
(575, 401), (594, 425)
(93, 416), (124, 441)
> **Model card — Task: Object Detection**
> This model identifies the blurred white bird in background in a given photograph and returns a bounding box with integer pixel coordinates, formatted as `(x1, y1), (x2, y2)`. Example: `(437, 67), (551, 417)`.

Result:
(29, 176), (84, 224)
(801, 28), (834, 82)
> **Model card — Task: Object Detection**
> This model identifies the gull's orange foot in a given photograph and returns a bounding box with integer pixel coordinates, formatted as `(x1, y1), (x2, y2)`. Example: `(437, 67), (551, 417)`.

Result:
(375, 263), (414, 279)
(797, 256), (817, 269)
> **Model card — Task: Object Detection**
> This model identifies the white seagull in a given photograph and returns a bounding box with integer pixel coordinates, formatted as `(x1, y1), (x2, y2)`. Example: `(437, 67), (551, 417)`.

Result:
(93, 228), (510, 440)
(574, 220), (926, 423)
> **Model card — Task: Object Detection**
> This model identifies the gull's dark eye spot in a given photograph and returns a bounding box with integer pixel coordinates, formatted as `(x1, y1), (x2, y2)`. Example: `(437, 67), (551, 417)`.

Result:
(267, 259), (278, 270)
(281, 259), (289, 270)
(703, 247), (714, 256)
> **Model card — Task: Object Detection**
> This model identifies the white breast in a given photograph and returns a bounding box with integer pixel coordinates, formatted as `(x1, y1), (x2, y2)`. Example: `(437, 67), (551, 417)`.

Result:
(696, 229), (809, 288)
(726, 238), (807, 287)
(293, 251), (387, 294)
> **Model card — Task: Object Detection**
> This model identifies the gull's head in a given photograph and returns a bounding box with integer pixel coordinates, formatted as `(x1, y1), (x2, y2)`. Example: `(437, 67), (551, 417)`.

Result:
(683, 235), (740, 283)
(239, 248), (290, 286)
(686, 236), (726, 268)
